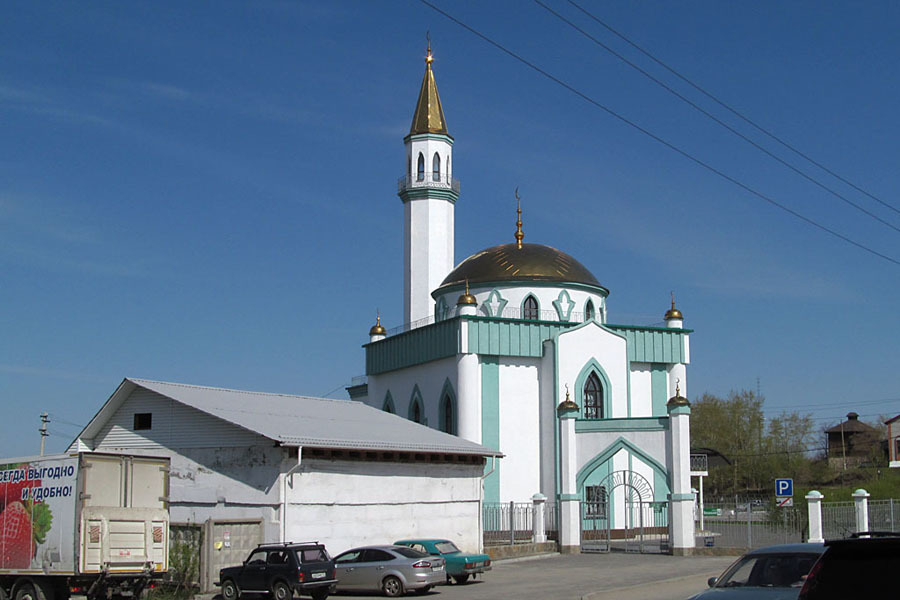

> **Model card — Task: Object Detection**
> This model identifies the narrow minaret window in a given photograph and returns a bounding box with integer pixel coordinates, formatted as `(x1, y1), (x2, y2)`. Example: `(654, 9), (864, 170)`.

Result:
(585, 300), (595, 322)
(432, 152), (441, 181)
(417, 153), (425, 181)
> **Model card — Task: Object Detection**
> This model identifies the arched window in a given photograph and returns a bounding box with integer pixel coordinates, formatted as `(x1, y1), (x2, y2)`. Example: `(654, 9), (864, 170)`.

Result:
(432, 152), (441, 181)
(412, 402), (421, 423)
(383, 393), (395, 414)
(523, 296), (539, 320)
(585, 300), (595, 322)
(416, 153), (425, 181)
(441, 394), (454, 434)
(584, 372), (603, 419)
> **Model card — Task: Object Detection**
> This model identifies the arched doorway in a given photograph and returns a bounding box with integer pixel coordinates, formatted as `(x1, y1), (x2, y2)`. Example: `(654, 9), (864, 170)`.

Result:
(581, 470), (669, 554)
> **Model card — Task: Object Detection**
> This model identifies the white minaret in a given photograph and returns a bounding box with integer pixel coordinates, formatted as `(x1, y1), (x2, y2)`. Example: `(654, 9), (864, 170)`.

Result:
(398, 42), (458, 325)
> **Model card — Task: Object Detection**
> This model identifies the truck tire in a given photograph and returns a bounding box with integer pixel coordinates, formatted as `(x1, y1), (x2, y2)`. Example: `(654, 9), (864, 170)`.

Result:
(221, 580), (240, 600)
(14, 584), (37, 600)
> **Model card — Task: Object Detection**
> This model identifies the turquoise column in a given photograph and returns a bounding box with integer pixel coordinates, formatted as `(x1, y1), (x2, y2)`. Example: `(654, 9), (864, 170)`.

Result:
(481, 356), (500, 503)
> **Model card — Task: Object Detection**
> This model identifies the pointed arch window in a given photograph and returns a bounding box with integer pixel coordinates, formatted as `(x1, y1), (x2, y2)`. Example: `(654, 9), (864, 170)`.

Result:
(585, 300), (595, 322)
(523, 296), (539, 320)
(416, 153), (425, 181)
(412, 402), (421, 423)
(441, 394), (454, 434)
(585, 485), (608, 518)
(432, 152), (441, 181)
(409, 389), (424, 424)
(584, 372), (603, 419)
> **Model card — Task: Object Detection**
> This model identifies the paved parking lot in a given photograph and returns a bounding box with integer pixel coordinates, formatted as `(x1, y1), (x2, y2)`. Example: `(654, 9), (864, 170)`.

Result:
(207, 552), (736, 600)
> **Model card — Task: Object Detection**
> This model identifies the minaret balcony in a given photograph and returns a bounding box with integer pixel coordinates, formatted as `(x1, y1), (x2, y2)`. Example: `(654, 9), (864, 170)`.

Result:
(398, 173), (461, 195)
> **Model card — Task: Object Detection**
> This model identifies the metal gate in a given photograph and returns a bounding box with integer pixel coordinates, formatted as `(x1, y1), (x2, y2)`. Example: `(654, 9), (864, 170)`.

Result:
(200, 518), (264, 591)
(580, 470), (669, 554)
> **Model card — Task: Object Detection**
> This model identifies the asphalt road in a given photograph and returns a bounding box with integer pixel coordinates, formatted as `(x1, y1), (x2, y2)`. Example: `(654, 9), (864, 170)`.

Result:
(207, 552), (737, 600)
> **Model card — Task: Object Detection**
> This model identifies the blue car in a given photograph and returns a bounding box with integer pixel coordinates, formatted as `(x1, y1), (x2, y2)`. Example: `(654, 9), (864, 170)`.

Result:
(688, 543), (825, 600)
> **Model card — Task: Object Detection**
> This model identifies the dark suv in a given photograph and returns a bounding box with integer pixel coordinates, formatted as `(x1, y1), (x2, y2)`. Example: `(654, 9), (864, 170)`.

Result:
(218, 542), (337, 600)
(798, 531), (900, 599)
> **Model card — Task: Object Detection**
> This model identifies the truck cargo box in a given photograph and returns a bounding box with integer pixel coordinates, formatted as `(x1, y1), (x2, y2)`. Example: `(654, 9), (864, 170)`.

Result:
(0, 452), (169, 578)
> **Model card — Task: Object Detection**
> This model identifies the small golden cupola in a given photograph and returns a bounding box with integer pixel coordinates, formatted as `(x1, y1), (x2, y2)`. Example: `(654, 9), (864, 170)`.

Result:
(369, 313), (386, 342)
(667, 380), (690, 407)
(456, 279), (477, 306)
(665, 293), (684, 328)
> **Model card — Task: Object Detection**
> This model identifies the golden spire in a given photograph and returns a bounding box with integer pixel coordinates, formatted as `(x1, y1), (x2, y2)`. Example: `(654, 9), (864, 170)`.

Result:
(664, 291), (683, 320)
(409, 36), (449, 136)
(514, 187), (524, 249)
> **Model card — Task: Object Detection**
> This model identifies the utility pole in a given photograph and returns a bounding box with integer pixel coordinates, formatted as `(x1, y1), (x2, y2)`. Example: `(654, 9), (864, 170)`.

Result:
(39, 412), (49, 456)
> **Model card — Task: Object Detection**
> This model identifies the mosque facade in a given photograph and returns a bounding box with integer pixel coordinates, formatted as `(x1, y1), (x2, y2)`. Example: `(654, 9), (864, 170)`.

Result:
(350, 47), (695, 552)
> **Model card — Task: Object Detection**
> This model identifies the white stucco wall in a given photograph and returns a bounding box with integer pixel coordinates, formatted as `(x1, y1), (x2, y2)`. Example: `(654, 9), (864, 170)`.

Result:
(629, 363), (653, 418)
(497, 358), (541, 501)
(556, 322), (628, 417)
(286, 459), (484, 553)
(365, 356), (458, 428)
(405, 197), (455, 324)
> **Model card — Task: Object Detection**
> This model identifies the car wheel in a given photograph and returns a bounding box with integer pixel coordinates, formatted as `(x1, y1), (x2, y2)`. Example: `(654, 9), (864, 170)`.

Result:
(381, 576), (403, 598)
(271, 581), (292, 600)
(414, 585), (432, 595)
(221, 580), (240, 600)
(452, 574), (470, 585)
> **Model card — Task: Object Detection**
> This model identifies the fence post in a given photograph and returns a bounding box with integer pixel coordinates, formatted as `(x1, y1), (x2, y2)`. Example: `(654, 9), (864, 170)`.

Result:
(532, 493), (547, 544)
(746, 502), (752, 548)
(852, 489), (870, 533)
(806, 491), (824, 543)
(509, 501), (515, 545)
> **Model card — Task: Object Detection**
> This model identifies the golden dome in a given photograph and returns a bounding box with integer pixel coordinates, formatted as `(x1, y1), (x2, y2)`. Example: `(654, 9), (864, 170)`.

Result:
(369, 315), (386, 336)
(665, 294), (683, 320)
(435, 243), (606, 294)
(457, 280), (477, 305)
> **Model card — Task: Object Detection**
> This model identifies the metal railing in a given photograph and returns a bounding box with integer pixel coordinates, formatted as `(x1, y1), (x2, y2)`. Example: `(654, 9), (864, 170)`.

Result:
(398, 173), (461, 194)
(484, 501), (533, 546)
(697, 501), (807, 549)
(690, 454), (709, 473)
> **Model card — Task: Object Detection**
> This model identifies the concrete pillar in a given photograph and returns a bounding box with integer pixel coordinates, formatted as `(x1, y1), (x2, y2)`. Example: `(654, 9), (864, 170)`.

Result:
(532, 493), (547, 544)
(558, 395), (580, 553)
(457, 353), (481, 444)
(806, 490), (824, 543)
(853, 489), (870, 533)
(667, 389), (695, 553)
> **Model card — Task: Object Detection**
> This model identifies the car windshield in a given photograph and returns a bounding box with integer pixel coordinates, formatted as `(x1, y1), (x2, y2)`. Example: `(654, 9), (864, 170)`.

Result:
(435, 542), (460, 553)
(715, 553), (818, 588)
(393, 547), (427, 559)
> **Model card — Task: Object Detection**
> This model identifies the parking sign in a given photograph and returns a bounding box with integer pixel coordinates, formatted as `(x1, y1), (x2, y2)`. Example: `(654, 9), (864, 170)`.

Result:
(776, 478), (793, 497)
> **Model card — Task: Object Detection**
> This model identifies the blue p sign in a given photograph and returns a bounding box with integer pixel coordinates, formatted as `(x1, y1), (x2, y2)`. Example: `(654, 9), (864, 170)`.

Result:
(776, 478), (793, 497)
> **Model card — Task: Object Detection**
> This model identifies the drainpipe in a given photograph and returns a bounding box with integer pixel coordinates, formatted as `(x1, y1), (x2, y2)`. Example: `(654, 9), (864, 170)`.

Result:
(281, 447), (303, 543)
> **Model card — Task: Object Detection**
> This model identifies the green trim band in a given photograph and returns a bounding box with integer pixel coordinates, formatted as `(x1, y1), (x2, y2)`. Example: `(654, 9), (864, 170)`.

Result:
(399, 187), (459, 203)
(668, 405), (691, 415)
(576, 436), (668, 491)
(403, 133), (455, 144)
(607, 323), (694, 334)
(575, 417), (667, 433)
(559, 493), (580, 501)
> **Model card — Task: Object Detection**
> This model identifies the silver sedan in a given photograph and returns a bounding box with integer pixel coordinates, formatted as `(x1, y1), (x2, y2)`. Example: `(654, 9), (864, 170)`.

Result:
(334, 545), (446, 597)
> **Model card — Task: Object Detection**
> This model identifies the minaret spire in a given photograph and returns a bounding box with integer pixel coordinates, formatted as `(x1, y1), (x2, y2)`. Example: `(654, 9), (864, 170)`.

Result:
(410, 37), (449, 136)
(514, 187), (524, 249)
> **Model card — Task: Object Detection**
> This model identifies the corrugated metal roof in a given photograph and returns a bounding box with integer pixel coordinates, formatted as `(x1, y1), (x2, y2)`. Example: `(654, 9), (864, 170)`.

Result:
(128, 378), (502, 457)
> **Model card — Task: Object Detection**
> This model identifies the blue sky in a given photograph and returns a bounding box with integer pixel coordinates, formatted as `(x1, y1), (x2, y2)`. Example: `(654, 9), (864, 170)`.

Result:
(2, 1), (898, 457)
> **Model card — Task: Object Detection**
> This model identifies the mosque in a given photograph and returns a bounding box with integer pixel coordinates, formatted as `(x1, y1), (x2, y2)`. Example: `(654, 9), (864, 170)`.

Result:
(348, 46), (696, 553)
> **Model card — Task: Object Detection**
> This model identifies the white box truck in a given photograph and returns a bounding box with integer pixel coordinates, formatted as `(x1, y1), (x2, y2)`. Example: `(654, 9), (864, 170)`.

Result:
(0, 453), (169, 600)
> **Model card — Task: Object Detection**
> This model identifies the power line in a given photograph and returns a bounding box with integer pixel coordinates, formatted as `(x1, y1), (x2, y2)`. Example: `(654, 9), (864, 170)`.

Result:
(565, 0), (900, 219)
(535, 0), (900, 235)
(417, 0), (900, 268)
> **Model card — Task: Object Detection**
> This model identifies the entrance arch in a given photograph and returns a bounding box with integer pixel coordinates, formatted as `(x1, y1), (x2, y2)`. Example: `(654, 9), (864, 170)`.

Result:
(581, 470), (669, 554)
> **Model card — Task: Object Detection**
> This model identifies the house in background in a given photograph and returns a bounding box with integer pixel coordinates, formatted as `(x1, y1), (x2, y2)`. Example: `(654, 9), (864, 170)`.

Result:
(70, 377), (500, 591)
(825, 412), (879, 467)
